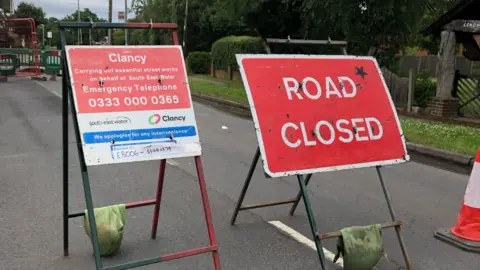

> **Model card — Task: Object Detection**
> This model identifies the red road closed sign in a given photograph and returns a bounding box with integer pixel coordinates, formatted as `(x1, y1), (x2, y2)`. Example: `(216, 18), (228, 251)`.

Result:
(237, 55), (409, 177)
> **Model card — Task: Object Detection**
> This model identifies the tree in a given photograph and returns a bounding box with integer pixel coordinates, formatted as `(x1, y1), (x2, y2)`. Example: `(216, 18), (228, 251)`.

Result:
(14, 2), (46, 26)
(112, 29), (125, 45)
(130, 0), (254, 52)
(62, 9), (107, 45)
(43, 17), (60, 48)
(409, 0), (461, 54)
(298, 0), (430, 67)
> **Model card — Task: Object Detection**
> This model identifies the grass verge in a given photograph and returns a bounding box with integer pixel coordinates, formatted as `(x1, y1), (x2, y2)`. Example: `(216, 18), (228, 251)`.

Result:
(188, 75), (480, 156)
(401, 118), (479, 156)
(188, 76), (248, 104)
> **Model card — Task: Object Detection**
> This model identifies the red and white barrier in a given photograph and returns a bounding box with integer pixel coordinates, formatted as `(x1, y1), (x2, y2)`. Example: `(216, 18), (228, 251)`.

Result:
(451, 148), (480, 241)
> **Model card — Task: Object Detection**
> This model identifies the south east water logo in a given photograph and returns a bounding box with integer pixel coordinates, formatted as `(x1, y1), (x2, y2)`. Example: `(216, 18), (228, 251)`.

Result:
(89, 116), (131, 127)
(148, 114), (186, 125)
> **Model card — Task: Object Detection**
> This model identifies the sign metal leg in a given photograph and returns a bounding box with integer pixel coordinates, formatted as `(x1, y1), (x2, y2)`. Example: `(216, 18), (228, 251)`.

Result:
(376, 166), (412, 270)
(230, 147), (260, 225)
(62, 52), (69, 257)
(289, 174), (312, 215)
(151, 159), (167, 239)
(297, 174), (327, 270)
(82, 171), (103, 269)
(64, 47), (103, 268)
(195, 156), (222, 269)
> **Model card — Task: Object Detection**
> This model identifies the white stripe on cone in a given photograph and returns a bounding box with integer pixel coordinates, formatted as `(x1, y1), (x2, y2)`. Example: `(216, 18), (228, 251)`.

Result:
(465, 161), (480, 208)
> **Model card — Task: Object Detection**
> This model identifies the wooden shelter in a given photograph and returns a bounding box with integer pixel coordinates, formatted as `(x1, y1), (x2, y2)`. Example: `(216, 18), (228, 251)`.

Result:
(423, 0), (480, 117)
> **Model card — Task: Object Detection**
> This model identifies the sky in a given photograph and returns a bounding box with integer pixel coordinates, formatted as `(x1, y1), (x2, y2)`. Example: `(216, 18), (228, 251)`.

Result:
(14, 0), (133, 20)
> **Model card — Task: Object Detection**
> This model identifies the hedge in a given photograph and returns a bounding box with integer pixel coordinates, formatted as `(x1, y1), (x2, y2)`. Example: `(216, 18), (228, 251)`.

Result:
(211, 36), (266, 69)
(187, 51), (211, 74)
(414, 73), (437, 107)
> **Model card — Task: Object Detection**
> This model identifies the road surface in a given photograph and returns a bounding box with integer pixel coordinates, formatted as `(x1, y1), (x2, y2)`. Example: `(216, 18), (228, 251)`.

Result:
(0, 77), (478, 269)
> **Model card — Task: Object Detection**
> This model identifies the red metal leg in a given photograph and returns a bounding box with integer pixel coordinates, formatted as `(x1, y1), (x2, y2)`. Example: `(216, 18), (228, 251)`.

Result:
(151, 159), (167, 239)
(172, 30), (179, 46)
(194, 156), (222, 269)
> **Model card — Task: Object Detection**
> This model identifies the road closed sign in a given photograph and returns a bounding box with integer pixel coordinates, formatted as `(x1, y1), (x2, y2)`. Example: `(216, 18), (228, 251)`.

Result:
(66, 46), (201, 166)
(237, 55), (409, 177)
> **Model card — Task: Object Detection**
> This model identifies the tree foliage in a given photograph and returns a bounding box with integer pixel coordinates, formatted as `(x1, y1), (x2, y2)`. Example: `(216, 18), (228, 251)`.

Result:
(296, 0), (430, 67)
(14, 1), (46, 26)
(14, 0), (459, 67)
(409, 0), (461, 54)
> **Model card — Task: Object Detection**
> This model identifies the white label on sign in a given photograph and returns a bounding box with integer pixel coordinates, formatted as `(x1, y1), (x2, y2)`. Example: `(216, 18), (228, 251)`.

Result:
(111, 141), (184, 161)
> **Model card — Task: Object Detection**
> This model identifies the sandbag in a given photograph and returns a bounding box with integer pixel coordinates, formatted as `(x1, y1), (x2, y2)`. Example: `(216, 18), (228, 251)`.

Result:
(336, 224), (384, 270)
(84, 204), (126, 256)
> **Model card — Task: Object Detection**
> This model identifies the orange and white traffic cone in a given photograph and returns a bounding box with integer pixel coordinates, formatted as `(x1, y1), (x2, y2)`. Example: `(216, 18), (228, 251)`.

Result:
(435, 148), (480, 253)
(451, 148), (480, 241)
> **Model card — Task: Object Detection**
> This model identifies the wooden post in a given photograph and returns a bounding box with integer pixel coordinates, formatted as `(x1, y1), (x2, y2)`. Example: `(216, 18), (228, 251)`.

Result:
(407, 68), (416, 112)
(436, 30), (457, 99)
(430, 30), (459, 117)
(211, 61), (215, 78)
(227, 65), (232, 80)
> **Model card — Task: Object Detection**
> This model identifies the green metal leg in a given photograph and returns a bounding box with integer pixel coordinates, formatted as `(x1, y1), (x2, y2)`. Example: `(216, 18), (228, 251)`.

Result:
(81, 171), (103, 269)
(297, 175), (327, 270)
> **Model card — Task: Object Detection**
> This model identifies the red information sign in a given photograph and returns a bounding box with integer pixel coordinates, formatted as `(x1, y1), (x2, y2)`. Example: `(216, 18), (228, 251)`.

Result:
(237, 55), (409, 177)
(65, 45), (201, 166)
(66, 46), (192, 114)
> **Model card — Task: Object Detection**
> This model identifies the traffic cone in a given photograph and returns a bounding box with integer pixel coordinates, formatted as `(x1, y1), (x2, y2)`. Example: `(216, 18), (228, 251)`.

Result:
(434, 147), (480, 253)
(451, 148), (480, 241)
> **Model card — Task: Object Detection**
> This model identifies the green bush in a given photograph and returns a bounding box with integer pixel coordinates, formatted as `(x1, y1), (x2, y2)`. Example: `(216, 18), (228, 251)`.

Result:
(211, 36), (266, 69)
(187, 51), (211, 74)
(414, 72), (437, 107)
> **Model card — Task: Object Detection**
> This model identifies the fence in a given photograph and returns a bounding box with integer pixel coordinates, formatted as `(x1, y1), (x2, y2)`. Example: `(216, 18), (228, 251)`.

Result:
(458, 78), (480, 117)
(0, 48), (61, 75)
(0, 48), (35, 66)
(398, 56), (480, 78)
(381, 67), (410, 108)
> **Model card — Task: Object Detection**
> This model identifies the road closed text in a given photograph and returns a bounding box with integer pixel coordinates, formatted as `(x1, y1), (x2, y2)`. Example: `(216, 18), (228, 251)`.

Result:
(281, 117), (383, 148)
(280, 76), (383, 148)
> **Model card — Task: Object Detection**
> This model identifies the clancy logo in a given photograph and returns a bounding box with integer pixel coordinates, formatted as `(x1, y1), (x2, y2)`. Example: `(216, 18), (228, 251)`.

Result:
(148, 114), (161, 125)
(148, 114), (186, 125)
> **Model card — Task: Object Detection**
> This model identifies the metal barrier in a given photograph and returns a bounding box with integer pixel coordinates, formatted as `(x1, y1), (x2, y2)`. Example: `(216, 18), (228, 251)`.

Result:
(41, 50), (61, 75)
(0, 48), (34, 67)
(0, 54), (17, 79)
(0, 48), (62, 76)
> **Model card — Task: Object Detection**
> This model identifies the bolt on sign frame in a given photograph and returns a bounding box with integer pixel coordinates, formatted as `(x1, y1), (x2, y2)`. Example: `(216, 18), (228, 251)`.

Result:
(0, 18), (41, 77)
(59, 22), (221, 270)
(230, 37), (412, 270)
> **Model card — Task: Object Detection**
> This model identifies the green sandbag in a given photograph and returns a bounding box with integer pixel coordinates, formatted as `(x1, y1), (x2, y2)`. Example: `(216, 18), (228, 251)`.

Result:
(84, 204), (126, 257)
(338, 224), (384, 270)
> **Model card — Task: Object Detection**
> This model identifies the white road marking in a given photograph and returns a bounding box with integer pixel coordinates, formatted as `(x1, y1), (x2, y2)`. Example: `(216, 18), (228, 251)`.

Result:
(0, 153), (32, 159)
(35, 81), (62, 98)
(268, 220), (344, 267)
(166, 159), (179, 167)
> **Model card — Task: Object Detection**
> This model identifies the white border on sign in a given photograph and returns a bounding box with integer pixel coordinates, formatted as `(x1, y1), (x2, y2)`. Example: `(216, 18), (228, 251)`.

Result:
(64, 45), (202, 165)
(236, 54), (410, 178)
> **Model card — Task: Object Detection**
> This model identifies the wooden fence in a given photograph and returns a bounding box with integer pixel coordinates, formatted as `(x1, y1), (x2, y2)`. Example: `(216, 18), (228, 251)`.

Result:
(458, 78), (480, 117)
(397, 56), (480, 78)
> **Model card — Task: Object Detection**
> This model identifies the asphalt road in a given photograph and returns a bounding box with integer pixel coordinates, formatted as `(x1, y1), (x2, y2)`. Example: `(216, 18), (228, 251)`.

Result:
(1, 77), (478, 269)
(0, 78), (339, 270)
